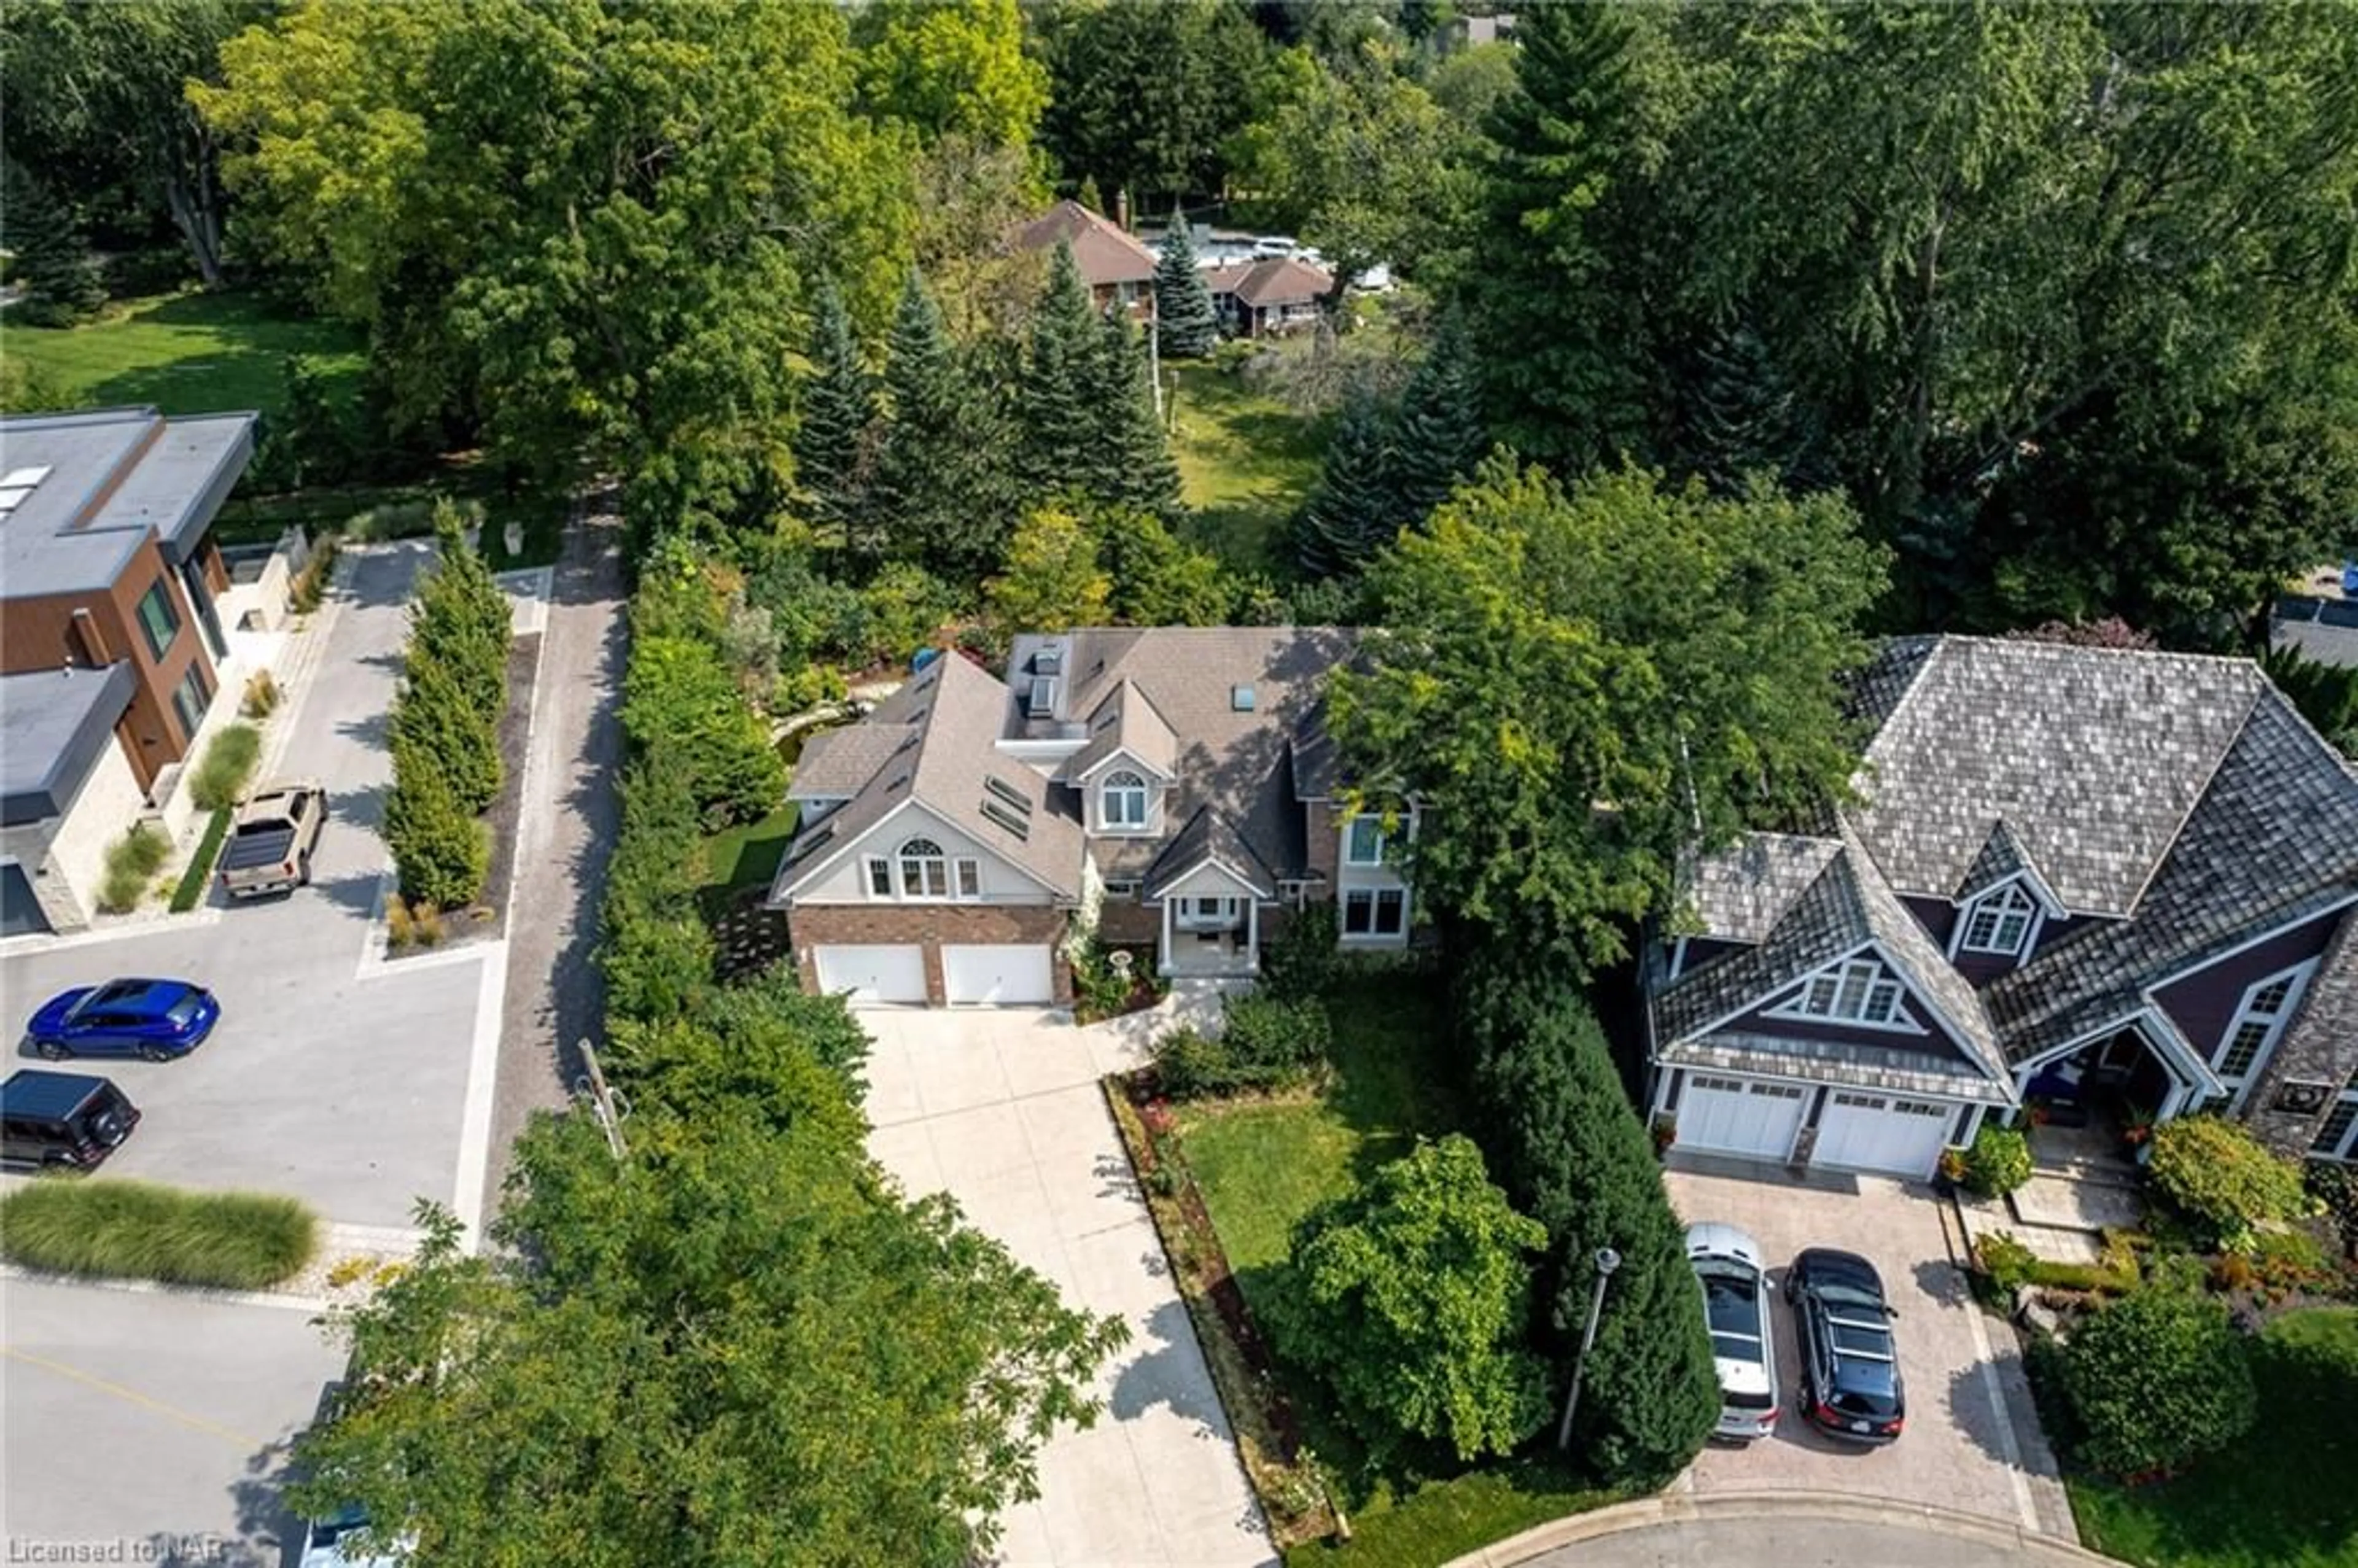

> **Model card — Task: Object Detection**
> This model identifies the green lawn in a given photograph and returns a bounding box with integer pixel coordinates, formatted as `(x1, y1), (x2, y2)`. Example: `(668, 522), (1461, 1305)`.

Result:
(700, 804), (800, 897)
(1177, 975), (1618, 1566)
(2069, 1306), (2358, 1568)
(1165, 354), (1329, 576)
(6, 288), (364, 417)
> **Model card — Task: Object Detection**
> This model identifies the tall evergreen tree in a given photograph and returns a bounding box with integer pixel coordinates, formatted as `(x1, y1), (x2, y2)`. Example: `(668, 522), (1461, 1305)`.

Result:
(1390, 324), (1488, 529)
(1017, 243), (1102, 490)
(1084, 308), (1185, 522)
(1153, 208), (1220, 359)
(1294, 385), (1397, 580)
(793, 279), (877, 559)
(1455, 2), (1650, 469)
(1461, 955), (1719, 1490)
(1676, 322), (1824, 499)
(871, 268), (1016, 580)
(1, 159), (104, 327)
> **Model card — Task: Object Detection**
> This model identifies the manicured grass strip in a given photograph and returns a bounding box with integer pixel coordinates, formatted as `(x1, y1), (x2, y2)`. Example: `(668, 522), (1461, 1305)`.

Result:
(1, 1179), (319, 1291)
(2066, 1306), (2358, 1568)
(169, 809), (232, 913)
(1283, 1461), (1619, 1568)
(700, 802), (800, 895)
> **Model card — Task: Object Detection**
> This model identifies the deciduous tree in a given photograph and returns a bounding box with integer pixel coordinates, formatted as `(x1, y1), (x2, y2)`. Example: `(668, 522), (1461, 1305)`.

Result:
(986, 507), (1111, 638)
(1330, 460), (1885, 972)
(853, 0), (1048, 150)
(1266, 1134), (1549, 1463)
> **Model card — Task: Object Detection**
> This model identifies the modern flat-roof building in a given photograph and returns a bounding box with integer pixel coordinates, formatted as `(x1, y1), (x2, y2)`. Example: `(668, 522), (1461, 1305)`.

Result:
(0, 405), (259, 934)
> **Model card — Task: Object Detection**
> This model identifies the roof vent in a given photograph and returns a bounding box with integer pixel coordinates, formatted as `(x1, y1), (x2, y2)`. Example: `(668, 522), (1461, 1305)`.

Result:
(1231, 683), (1257, 712)
(1027, 675), (1060, 720)
(1033, 646), (1064, 677)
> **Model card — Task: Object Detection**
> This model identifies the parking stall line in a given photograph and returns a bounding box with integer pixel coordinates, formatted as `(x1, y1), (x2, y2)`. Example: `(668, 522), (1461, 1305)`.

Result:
(4, 1345), (266, 1451)
(451, 939), (508, 1249)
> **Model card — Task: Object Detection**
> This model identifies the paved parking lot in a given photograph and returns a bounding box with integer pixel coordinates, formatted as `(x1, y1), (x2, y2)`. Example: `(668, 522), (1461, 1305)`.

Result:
(2, 545), (510, 1566)
(861, 1003), (1275, 1568)
(0, 544), (500, 1232)
(1663, 1160), (2074, 1540)
(4, 1278), (342, 1567)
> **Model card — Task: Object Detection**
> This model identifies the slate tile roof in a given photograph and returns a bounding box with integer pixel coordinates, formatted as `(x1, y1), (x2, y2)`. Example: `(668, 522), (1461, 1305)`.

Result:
(1682, 833), (1844, 944)
(1657, 1030), (2015, 1104)
(1848, 637), (2266, 915)
(771, 653), (1084, 902)
(2267, 912), (2358, 1095)
(1659, 635), (2358, 1089)
(1983, 686), (2358, 1062)
(1657, 834), (2009, 1087)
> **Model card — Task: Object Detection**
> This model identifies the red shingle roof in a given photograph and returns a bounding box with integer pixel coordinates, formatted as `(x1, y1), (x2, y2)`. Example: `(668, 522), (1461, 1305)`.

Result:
(1015, 200), (1158, 289)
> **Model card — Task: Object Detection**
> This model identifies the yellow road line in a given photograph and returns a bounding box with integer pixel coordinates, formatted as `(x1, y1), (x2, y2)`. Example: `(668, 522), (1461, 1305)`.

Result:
(4, 1345), (263, 1450)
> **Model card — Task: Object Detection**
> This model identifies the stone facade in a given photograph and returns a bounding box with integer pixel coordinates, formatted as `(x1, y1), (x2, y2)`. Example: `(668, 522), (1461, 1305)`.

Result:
(789, 902), (1075, 1006)
(0, 737), (149, 933)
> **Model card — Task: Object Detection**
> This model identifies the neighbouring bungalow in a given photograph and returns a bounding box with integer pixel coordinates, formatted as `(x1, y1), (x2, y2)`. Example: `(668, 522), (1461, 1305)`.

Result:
(1014, 200), (1159, 320)
(1203, 255), (1334, 338)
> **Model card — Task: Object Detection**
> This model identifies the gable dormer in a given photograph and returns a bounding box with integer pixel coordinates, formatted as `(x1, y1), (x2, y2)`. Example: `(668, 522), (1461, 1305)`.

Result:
(1066, 679), (1178, 834)
(1943, 819), (2068, 976)
(1764, 952), (1924, 1034)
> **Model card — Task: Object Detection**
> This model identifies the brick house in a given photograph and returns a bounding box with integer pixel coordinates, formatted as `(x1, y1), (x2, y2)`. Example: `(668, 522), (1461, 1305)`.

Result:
(1203, 255), (1334, 338)
(767, 627), (1411, 1006)
(1645, 635), (2358, 1181)
(1014, 200), (1159, 320)
(0, 406), (259, 934)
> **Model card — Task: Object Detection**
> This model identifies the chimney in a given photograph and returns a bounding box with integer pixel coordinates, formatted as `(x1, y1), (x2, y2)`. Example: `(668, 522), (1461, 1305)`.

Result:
(1116, 187), (1130, 233)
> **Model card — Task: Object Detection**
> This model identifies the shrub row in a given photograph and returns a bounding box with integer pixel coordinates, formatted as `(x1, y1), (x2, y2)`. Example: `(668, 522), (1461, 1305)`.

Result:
(168, 810), (232, 914)
(0, 1178), (318, 1290)
(1153, 995), (1333, 1099)
(99, 823), (168, 914)
(385, 503), (508, 908)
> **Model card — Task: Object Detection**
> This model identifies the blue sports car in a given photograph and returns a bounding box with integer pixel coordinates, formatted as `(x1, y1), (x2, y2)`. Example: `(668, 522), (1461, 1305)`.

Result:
(26, 979), (220, 1062)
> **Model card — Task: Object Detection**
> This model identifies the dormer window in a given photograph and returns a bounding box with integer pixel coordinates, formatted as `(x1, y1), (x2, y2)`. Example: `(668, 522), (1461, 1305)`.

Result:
(1102, 769), (1148, 829)
(1344, 816), (1385, 866)
(1775, 957), (1908, 1027)
(1959, 882), (2039, 957)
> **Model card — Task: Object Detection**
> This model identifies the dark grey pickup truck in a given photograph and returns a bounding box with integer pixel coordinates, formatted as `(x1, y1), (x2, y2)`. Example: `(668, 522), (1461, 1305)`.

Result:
(219, 780), (328, 899)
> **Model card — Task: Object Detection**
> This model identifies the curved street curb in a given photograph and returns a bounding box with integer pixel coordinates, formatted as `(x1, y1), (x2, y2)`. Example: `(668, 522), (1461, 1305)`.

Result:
(1439, 1488), (2119, 1568)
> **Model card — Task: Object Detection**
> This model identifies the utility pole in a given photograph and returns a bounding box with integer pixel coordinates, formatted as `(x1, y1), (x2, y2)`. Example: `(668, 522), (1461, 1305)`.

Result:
(575, 1038), (631, 1163)
(1557, 1246), (1622, 1451)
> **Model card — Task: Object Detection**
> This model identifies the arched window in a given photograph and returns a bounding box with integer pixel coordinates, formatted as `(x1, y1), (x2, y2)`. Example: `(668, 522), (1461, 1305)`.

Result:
(1102, 769), (1148, 829)
(897, 836), (948, 898)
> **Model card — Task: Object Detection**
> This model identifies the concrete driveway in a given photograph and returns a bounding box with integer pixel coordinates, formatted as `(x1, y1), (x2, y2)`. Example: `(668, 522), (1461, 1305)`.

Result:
(1663, 1160), (2076, 1540)
(3, 1277), (343, 1566)
(860, 1004), (1275, 1567)
(0, 544), (500, 1233)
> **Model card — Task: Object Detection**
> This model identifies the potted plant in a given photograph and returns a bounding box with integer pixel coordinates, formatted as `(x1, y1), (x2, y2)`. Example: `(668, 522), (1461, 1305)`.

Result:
(1651, 1116), (1677, 1159)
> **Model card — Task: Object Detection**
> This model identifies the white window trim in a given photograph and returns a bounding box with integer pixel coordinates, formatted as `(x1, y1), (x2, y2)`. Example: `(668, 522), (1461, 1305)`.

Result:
(2311, 1073), (2358, 1162)
(865, 837), (985, 903)
(1343, 815), (1385, 867)
(1955, 882), (2042, 959)
(1100, 769), (1150, 831)
(2212, 960), (2319, 1109)
(1764, 956), (1921, 1034)
(1340, 885), (1409, 941)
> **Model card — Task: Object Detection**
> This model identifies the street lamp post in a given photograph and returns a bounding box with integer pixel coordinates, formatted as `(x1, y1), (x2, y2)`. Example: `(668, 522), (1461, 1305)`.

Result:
(1556, 1246), (1622, 1451)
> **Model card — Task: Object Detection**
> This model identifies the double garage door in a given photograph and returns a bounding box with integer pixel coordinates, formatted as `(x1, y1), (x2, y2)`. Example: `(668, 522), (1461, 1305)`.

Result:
(1676, 1073), (1958, 1179)
(811, 943), (1054, 1006)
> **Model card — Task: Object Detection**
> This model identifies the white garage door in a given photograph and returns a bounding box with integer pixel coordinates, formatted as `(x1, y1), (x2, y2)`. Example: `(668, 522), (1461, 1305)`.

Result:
(1811, 1092), (1957, 1178)
(942, 944), (1054, 1006)
(813, 944), (927, 1004)
(1676, 1073), (1808, 1162)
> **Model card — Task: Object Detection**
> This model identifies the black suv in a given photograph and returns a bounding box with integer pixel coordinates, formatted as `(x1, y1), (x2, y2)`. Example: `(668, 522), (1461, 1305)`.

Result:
(1, 1069), (141, 1170)
(1786, 1247), (1905, 1443)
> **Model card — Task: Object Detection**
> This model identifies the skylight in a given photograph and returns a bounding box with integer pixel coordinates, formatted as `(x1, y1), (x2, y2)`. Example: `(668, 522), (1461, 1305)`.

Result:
(1231, 683), (1256, 712)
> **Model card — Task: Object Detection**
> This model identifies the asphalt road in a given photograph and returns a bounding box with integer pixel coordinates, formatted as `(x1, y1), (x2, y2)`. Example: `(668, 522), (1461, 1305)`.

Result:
(2, 1278), (344, 1567)
(1517, 1513), (2101, 1567)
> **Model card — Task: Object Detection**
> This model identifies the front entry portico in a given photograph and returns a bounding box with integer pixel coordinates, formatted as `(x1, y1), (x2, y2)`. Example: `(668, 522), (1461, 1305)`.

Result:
(2010, 1014), (2224, 1144)
(1151, 855), (1269, 979)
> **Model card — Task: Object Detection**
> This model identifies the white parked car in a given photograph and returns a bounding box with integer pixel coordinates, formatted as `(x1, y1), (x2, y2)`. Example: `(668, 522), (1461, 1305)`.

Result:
(1686, 1221), (1779, 1442)
(1250, 235), (1299, 258)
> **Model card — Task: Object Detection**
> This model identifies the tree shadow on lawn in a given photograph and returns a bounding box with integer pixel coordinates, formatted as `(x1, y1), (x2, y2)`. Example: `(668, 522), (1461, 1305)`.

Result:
(2069, 1308), (2358, 1568)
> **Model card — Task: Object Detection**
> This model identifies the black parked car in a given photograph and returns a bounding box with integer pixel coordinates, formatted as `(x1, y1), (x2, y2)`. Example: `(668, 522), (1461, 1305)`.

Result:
(1, 1069), (141, 1170)
(1786, 1247), (1905, 1443)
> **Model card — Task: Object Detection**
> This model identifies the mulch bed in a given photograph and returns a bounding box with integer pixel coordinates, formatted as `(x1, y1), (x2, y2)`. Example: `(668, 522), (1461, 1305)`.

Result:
(709, 887), (791, 983)
(386, 633), (539, 959)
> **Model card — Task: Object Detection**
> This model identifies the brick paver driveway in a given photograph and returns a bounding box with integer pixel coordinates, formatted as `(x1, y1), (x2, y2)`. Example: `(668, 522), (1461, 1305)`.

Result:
(1664, 1159), (2077, 1541)
(860, 1004), (1275, 1568)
